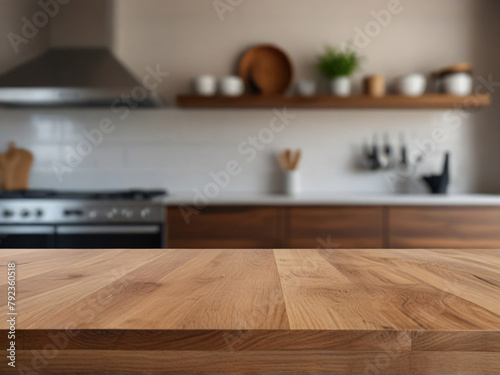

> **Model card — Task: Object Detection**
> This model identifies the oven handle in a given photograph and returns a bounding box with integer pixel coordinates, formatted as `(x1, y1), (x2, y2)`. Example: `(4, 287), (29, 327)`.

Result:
(56, 225), (160, 235)
(0, 226), (55, 235)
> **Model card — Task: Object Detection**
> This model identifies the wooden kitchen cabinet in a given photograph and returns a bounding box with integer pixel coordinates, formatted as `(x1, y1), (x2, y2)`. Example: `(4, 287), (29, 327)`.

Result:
(286, 207), (385, 248)
(167, 204), (500, 250)
(388, 207), (500, 248)
(167, 206), (284, 248)
(167, 206), (384, 249)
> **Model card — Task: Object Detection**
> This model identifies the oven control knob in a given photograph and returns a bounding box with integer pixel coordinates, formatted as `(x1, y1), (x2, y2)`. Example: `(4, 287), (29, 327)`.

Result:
(88, 210), (98, 219)
(107, 209), (118, 219)
(140, 208), (151, 219)
(2, 209), (14, 218)
(35, 209), (44, 218)
(21, 210), (30, 218)
(121, 209), (134, 218)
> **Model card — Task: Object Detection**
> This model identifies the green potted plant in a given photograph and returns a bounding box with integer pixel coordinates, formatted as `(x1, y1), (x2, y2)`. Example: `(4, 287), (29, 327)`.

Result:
(318, 46), (361, 97)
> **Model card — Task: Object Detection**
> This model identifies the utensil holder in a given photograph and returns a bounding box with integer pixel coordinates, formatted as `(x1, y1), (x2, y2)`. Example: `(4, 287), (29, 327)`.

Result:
(284, 170), (300, 195)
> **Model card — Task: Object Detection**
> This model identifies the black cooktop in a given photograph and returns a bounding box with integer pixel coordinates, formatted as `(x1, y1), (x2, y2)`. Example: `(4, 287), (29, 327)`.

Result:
(0, 189), (167, 200)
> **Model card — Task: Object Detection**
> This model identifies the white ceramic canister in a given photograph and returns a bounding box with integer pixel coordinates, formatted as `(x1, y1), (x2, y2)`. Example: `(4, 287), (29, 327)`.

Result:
(297, 79), (317, 97)
(193, 75), (217, 96)
(443, 73), (473, 96)
(397, 74), (427, 97)
(220, 76), (244, 97)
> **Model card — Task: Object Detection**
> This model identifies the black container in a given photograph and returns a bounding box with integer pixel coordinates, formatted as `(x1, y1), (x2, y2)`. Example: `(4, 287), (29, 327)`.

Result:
(422, 153), (450, 194)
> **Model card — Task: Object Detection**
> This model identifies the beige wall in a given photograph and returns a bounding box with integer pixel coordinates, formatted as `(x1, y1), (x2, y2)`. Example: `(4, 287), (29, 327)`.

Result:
(113, 0), (484, 102)
(0, 0), (50, 75)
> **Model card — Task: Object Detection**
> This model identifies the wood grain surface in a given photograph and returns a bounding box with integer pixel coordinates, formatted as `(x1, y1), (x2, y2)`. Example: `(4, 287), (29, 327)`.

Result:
(176, 93), (492, 109)
(389, 206), (500, 248)
(0, 248), (499, 374)
(167, 206), (284, 248)
(167, 205), (500, 249)
(237, 45), (293, 95)
(286, 207), (384, 248)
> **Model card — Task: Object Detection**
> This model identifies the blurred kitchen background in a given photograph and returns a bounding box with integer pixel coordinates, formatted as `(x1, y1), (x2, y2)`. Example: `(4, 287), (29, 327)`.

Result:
(0, 0), (499, 195)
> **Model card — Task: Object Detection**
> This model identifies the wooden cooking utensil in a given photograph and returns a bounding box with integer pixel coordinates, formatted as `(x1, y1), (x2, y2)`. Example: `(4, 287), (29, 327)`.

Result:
(238, 45), (293, 95)
(278, 149), (302, 171)
(284, 149), (292, 169)
(277, 152), (288, 172)
(0, 152), (6, 189)
(0, 142), (34, 190)
(291, 150), (302, 170)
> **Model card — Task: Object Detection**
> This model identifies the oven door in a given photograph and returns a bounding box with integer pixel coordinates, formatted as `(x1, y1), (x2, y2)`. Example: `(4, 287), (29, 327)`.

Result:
(55, 225), (163, 249)
(0, 226), (56, 248)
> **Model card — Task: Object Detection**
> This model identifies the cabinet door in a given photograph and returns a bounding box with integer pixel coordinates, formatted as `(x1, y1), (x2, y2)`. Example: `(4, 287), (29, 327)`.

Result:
(388, 207), (500, 248)
(167, 206), (284, 248)
(287, 207), (384, 249)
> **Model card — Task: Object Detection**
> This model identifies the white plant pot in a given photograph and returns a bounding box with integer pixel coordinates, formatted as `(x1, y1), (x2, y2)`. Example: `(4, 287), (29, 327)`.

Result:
(284, 170), (301, 196)
(330, 76), (352, 97)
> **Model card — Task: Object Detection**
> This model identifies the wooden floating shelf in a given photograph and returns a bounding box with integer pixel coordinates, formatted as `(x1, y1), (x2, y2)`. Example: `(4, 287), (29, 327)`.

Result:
(177, 94), (491, 109)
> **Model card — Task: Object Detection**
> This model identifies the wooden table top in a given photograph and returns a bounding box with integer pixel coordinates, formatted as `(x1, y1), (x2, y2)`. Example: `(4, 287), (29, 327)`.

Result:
(1, 248), (499, 332)
(1, 248), (500, 374)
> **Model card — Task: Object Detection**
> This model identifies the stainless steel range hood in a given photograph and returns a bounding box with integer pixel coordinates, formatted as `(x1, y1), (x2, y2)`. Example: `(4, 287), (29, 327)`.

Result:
(0, 48), (164, 108)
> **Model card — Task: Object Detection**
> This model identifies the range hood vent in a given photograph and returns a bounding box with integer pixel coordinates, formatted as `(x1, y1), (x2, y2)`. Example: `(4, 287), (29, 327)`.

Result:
(0, 48), (163, 108)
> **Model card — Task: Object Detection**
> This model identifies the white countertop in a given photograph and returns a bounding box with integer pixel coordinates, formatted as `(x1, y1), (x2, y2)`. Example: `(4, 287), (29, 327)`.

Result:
(158, 193), (500, 206)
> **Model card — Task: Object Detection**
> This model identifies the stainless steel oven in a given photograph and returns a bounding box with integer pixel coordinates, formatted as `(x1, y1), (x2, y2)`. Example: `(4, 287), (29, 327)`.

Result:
(0, 190), (166, 249)
(55, 225), (163, 249)
(0, 225), (55, 248)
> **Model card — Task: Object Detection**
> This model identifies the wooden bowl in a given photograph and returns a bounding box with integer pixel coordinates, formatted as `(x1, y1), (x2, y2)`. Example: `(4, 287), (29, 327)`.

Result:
(238, 45), (293, 95)
(433, 63), (473, 78)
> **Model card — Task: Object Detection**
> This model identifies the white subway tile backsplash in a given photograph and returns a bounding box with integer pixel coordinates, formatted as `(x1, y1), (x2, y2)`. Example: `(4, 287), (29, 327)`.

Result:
(0, 108), (490, 194)
(125, 143), (199, 169)
(72, 144), (126, 169)
(30, 114), (76, 141)
(28, 144), (62, 169)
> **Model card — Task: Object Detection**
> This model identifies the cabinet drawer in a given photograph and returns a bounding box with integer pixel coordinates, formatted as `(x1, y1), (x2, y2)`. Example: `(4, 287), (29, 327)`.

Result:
(167, 206), (283, 248)
(287, 207), (384, 249)
(167, 239), (280, 249)
(388, 207), (500, 248)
